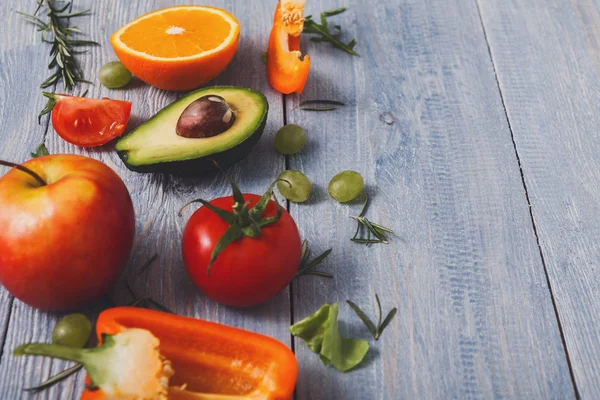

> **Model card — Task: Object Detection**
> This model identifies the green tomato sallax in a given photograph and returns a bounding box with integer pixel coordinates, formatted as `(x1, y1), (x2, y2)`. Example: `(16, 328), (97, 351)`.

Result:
(277, 170), (312, 203)
(52, 313), (92, 348)
(328, 170), (365, 203)
(274, 124), (306, 155)
(99, 61), (132, 89)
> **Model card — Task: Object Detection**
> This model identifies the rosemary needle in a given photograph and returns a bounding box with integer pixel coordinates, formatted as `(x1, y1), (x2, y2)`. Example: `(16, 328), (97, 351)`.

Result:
(23, 363), (83, 392)
(295, 240), (333, 278)
(303, 7), (359, 56)
(350, 195), (394, 245)
(347, 294), (397, 340)
(19, 0), (98, 91)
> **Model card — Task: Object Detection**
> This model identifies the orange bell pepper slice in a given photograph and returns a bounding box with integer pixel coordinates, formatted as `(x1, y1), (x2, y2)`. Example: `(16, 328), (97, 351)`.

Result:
(80, 307), (297, 400)
(267, 1), (310, 94)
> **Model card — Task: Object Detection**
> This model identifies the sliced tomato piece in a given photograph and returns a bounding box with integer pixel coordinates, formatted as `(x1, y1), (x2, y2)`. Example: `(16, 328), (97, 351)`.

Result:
(46, 94), (132, 147)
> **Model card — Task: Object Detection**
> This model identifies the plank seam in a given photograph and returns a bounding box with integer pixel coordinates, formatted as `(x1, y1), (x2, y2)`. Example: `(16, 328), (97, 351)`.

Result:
(0, 0), (74, 373)
(0, 296), (15, 361)
(282, 93), (298, 400)
(283, 92), (296, 353)
(473, 1), (580, 398)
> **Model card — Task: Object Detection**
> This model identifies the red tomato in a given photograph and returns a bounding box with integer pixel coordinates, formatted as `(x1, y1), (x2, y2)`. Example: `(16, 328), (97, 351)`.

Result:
(50, 95), (132, 147)
(182, 194), (302, 307)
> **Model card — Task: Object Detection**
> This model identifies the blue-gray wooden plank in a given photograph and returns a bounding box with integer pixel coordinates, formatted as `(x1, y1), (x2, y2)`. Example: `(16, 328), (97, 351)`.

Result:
(287, 0), (575, 399)
(477, 0), (600, 398)
(0, 0), (58, 369)
(0, 0), (289, 398)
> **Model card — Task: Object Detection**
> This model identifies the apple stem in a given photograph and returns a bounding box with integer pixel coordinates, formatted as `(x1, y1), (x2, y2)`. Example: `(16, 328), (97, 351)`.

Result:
(0, 160), (47, 186)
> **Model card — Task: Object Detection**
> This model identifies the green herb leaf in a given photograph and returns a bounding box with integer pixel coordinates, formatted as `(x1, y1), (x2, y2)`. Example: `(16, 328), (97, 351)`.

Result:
(300, 100), (345, 107)
(19, 0), (98, 96)
(296, 241), (333, 278)
(23, 363), (83, 392)
(290, 303), (369, 372)
(30, 143), (50, 158)
(300, 107), (338, 112)
(303, 7), (359, 56)
(138, 253), (158, 275)
(322, 7), (349, 17)
(346, 300), (377, 338)
(378, 308), (398, 338)
(347, 294), (398, 340)
(350, 195), (394, 245)
(261, 51), (268, 65)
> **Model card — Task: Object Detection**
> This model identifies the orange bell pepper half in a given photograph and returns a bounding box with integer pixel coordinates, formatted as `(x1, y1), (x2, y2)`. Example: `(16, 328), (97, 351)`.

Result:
(80, 307), (297, 400)
(267, 1), (310, 94)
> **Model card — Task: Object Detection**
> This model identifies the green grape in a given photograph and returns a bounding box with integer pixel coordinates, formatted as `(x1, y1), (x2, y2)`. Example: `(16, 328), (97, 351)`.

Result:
(98, 61), (132, 89)
(52, 313), (92, 348)
(274, 124), (306, 155)
(277, 170), (312, 203)
(328, 170), (364, 202)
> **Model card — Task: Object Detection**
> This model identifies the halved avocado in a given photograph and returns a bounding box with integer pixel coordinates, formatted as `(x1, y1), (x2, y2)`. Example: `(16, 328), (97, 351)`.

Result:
(115, 86), (268, 174)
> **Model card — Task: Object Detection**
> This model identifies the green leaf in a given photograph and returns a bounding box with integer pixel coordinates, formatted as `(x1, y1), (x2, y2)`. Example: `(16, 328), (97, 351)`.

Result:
(300, 107), (338, 112)
(378, 308), (398, 339)
(290, 303), (369, 372)
(297, 248), (332, 277)
(208, 224), (243, 275)
(375, 294), (383, 330)
(300, 239), (309, 264)
(249, 181), (278, 220)
(346, 300), (377, 339)
(30, 143), (49, 158)
(301, 7), (359, 56)
(322, 7), (348, 17)
(261, 51), (268, 65)
(213, 161), (245, 205)
(255, 192), (283, 228)
(178, 198), (236, 225)
(38, 91), (59, 122)
(300, 100), (345, 107)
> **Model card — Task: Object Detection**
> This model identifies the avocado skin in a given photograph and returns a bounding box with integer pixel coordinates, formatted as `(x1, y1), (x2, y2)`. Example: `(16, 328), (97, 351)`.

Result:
(116, 115), (267, 175)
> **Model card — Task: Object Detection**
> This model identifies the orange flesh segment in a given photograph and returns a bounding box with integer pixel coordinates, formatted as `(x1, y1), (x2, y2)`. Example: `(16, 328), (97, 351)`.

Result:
(118, 9), (233, 58)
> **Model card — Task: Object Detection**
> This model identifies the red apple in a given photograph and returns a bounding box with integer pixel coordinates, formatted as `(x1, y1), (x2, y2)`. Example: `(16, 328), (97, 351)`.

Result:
(0, 154), (135, 311)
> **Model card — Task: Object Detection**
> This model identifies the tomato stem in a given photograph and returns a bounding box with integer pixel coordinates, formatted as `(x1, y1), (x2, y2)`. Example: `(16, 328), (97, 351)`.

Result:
(0, 160), (47, 186)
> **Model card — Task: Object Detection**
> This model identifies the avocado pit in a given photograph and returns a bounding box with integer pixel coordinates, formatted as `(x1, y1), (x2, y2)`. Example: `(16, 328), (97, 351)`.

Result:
(176, 95), (236, 138)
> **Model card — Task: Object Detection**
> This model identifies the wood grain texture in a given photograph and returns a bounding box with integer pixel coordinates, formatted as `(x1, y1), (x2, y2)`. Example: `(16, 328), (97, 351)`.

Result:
(287, 0), (574, 399)
(0, 0), (289, 398)
(0, 0), (65, 385)
(477, 0), (600, 397)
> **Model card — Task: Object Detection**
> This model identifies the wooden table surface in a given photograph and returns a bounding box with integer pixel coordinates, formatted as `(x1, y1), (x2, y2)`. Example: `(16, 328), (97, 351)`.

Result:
(1, 0), (599, 398)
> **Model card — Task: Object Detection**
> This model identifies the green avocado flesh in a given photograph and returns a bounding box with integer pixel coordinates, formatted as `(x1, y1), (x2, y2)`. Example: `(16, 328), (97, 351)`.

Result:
(115, 86), (268, 174)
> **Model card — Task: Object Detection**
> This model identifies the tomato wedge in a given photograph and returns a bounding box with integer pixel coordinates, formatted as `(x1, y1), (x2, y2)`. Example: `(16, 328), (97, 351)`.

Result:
(42, 93), (132, 147)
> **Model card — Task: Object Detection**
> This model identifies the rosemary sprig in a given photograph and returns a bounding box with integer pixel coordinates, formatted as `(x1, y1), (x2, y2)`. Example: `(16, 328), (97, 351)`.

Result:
(299, 99), (345, 112)
(295, 240), (333, 278)
(23, 363), (83, 392)
(350, 195), (394, 245)
(30, 143), (50, 158)
(18, 0), (98, 91)
(124, 254), (175, 314)
(303, 7), (359, 56)
(347, 294), (397, 340)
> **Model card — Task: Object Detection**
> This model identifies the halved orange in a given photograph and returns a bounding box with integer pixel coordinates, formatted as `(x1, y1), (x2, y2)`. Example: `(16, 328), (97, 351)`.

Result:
(111, 6), (240, 91)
